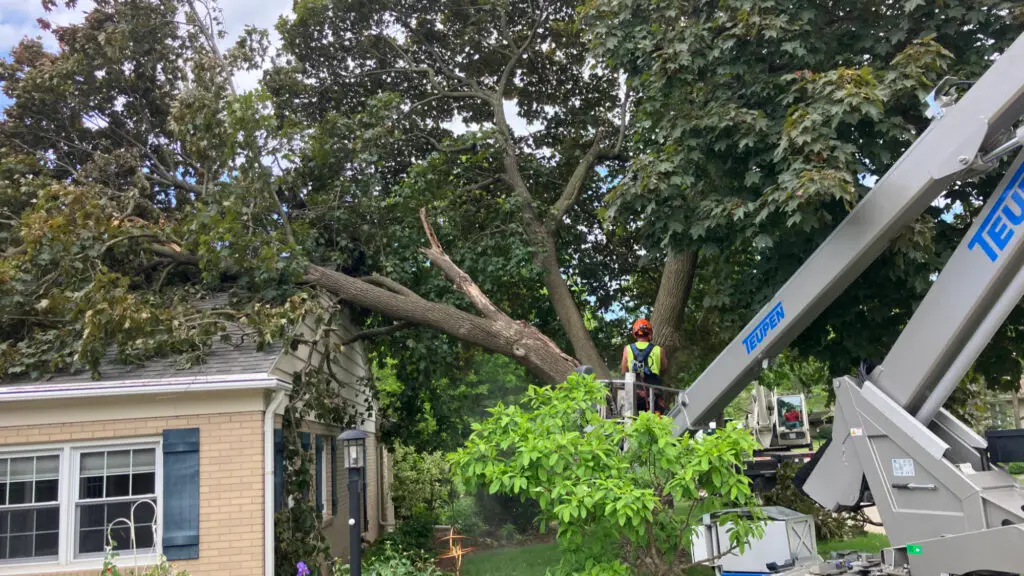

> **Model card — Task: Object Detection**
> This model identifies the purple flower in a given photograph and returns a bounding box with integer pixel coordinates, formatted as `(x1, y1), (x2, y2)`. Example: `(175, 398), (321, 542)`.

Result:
(297, 561), (311, 576)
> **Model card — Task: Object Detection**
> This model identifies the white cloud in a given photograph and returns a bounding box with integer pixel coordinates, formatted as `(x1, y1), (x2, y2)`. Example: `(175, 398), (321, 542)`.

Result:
(0, 1), (94, 53)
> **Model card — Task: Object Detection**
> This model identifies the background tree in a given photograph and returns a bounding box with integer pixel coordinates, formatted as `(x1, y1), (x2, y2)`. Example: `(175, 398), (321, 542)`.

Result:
(586, 0), (1024, 392)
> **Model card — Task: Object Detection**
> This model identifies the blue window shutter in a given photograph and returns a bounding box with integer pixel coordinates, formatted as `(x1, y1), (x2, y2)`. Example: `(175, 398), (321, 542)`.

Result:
(162, 428), (200, 561)
(274, 429), (283, 512)
(315, 435), (324, 513)
(300, 432), (311, 501)
(330, 437), (337, 515)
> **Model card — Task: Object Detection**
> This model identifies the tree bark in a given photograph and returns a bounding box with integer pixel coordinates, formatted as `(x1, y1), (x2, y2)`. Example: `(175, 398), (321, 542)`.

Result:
(536, 230), (610, 379)
(651, 251), (699, 384)
(305, 264), (579, 383)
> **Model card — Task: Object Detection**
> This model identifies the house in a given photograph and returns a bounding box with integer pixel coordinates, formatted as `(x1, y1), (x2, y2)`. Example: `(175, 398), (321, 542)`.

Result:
(0, 299), (394, 576)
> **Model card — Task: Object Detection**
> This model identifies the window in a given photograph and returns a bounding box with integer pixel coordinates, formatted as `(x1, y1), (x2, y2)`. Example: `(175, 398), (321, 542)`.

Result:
(0, 440), (160, 573)
(75, 448), (158, 556)
(0, 455), (60, 561)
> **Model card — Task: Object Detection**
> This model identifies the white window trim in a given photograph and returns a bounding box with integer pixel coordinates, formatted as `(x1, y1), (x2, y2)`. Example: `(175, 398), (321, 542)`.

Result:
(0, 438), (163, 576)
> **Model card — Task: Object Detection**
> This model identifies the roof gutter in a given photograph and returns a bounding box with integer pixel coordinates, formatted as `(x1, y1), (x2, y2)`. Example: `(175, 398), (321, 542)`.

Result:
(0, 373), (290, 403)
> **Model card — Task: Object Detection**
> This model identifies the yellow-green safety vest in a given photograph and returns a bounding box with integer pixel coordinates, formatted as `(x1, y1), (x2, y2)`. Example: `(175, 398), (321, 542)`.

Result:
(627, 342), (661, 376)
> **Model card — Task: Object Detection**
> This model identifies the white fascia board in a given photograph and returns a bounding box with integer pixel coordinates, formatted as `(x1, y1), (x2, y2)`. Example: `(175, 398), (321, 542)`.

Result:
(0, 372), (292, 403)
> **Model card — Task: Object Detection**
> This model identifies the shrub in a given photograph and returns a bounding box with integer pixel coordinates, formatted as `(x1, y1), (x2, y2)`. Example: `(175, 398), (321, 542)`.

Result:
(1008, 462), (1024, 475)
(368, 508), (437, 561)
(441, 496), (485, 537)
(498, 523), (520, 545)
(450, 374), (764, 576)
(333, 541), (443, 576)
(390, 443), (450, 523)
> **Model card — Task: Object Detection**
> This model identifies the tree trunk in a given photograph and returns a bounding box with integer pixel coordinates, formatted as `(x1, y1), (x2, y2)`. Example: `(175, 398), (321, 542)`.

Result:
(305, 264), (579, 384)
(536, 231), (611, 379)
(651, 251), (699, 384)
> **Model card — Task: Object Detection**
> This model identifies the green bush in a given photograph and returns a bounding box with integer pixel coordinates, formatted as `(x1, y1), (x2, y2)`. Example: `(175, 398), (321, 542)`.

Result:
(498, 523), (520, 545)
(390, 443), (451, 523)
(1008, 462), (1024, 475)
(441, 496), (485, 537)
(368, 508), (437, 561)
(333, 541), (442, 576)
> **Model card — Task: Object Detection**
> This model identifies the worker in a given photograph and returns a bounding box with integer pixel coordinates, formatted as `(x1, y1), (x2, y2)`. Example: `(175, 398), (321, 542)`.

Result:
(621, 318), (666, 413)
(784, 407), (801, 429)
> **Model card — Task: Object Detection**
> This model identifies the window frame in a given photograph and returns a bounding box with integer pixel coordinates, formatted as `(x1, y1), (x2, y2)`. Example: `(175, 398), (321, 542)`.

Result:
(0, 438), (163, 576)
(0, 450), (62, 565)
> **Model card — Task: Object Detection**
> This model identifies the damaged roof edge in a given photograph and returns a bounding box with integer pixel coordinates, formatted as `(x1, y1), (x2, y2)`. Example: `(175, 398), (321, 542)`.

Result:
(0, 372), (292, 403)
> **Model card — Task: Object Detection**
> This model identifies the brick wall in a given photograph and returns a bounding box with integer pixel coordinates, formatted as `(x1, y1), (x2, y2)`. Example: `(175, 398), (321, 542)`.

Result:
(0, 412), (265, 576)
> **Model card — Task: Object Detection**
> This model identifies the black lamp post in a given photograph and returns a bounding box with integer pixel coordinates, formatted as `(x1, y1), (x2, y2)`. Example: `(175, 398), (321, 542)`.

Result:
(339, 429), (367, 576)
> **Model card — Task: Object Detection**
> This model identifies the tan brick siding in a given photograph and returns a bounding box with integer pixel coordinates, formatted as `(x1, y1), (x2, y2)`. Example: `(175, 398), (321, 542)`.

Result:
(0, 412), (265, 576)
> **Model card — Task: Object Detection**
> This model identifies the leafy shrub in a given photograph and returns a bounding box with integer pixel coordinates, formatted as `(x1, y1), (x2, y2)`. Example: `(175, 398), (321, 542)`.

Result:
(498, 523), (520, 545)
(450, 374), (765, 575)
(390, 443), (451, 523)
(1008, 462), (1024, 475)
(368, 508), (437, 560)
(333, 541), (443, 576)
(441, 496), (485, 537)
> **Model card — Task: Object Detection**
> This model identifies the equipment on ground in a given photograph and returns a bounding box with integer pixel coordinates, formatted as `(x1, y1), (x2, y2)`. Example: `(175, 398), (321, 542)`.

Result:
(747, 382), (813, 451)
(665, 33), (1024, 576)
(692, 507), (818, 576)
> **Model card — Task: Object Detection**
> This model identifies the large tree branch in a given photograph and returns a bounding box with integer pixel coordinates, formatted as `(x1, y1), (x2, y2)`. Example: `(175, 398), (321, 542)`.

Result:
(305, 263), (577, 383)
(359, 274), (422, 300)
(146, 244), (200, 266)
(340, 322), (410, 346)
(419, 207), (508, 321)
(548, 129), (605, 228)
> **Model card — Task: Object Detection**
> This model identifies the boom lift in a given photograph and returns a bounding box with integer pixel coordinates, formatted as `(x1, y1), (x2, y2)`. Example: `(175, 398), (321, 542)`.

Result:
(664, 32), (1024, 576)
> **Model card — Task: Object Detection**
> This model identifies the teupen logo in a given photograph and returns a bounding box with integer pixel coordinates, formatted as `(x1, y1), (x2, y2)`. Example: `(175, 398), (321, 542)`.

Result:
(969, 163), (1024, 263)
(743, 302), (785, 355)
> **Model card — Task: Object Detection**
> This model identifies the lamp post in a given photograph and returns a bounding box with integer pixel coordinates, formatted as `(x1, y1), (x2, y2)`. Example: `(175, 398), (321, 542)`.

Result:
(339, 429), (367, 576)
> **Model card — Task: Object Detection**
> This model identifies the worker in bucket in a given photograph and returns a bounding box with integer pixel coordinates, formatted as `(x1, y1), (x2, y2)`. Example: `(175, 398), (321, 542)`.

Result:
(620, 318), (666, 414)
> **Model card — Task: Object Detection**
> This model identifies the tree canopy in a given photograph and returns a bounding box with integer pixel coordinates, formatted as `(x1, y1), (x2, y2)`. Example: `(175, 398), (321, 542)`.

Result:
(2, 0), (1024, 434)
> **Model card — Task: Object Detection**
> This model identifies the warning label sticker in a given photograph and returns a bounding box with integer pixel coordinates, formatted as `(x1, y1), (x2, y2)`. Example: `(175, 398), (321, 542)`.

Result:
(892, 458), (916, 477)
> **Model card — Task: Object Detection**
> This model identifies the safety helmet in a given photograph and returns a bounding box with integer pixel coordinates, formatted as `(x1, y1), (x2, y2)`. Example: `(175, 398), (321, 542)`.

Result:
(632, 318), (652, 338)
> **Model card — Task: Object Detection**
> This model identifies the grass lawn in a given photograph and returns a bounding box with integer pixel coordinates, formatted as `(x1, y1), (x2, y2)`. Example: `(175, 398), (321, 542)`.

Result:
(460, 542), (561, 576)
(818, 533), (890, 556)
(460, 534), (891, 576)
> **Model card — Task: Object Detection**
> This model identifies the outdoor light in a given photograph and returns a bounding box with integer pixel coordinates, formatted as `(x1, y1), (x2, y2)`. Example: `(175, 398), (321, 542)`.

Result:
(338, 429), (368, 576)
(340, 429), (367, 469)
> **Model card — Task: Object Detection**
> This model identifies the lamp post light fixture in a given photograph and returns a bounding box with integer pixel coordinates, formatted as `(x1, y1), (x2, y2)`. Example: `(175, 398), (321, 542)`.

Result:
(339, 429), (367, 576)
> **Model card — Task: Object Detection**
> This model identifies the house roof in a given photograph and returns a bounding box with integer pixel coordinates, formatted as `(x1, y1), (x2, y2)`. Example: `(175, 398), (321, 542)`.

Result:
(1, 340), (285, 388)
(0, 293), (289, 401)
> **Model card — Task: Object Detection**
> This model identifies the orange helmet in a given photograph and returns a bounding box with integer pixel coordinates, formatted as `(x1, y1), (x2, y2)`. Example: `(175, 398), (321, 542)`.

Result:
(632, 318), (652, 338)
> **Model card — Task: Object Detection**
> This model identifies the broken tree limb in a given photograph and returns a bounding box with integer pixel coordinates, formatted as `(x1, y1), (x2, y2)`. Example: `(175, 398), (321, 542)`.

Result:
(419, 207), (507, 321)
